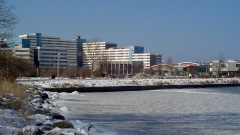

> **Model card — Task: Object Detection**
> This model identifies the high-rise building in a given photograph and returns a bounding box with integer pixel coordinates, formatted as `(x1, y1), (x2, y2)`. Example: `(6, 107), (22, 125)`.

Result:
(18, 33), (86, 68)
(17, 33), (161, 75)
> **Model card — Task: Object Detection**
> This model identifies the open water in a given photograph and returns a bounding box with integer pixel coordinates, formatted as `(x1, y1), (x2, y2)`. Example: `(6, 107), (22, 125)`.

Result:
(54, 87), (240, 135)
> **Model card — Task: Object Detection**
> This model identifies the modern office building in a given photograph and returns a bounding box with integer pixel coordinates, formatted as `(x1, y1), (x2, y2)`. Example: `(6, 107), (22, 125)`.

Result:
(16, 33), (161, 75)
(82, 42), (162, 74)
(18, 33), (86, 68)
(13, 44), (30, 59)
(82, 42), (117, 68)
(106, 46), (145, 74)
(132, 53), (162, 69)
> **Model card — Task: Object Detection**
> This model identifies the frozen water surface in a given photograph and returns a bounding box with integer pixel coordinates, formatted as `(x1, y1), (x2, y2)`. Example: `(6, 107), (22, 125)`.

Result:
(52, 87), (240, 135)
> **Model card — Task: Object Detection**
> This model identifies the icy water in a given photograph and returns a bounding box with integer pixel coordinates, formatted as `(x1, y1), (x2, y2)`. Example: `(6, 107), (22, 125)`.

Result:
(54, 87), (240, 135)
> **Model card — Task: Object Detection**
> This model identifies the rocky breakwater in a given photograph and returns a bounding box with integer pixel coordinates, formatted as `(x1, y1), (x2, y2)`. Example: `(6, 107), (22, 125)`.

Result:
(19, 86), (97, 135)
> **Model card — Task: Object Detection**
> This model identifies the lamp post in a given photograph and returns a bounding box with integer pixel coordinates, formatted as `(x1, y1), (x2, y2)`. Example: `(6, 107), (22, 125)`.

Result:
(143, 62), (145, 74)
(37, 68), (38, 78)
(37, 46), (40, 78)
(57, 53), (60, 81)
(161, 60), (164, 79)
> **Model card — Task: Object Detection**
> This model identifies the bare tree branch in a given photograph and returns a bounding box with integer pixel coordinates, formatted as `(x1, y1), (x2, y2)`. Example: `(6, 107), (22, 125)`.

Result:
(166, 56), (173, 65)
(212, 52), (225, 78)
(0, 0), (19, 41)
(82, 39), (102, 77)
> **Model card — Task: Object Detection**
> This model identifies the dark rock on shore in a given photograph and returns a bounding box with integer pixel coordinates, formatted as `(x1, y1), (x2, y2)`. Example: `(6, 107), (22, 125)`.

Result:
(46, 112), (65, 120)
(53, 120), (74, 129)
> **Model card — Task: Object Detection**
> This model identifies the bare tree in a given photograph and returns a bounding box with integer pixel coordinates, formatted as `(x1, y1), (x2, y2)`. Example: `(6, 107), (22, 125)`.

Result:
(0, 0), (19, 41)
(0, 49), (34, 82)
(166, 56), (173, 65)
(166, 56), (173, 75)
(61, 68), (78, 78)
(81, 39), (102, 78)
(212, 52), (225, 78)
(132, 62), (143, 74)
(99, 53), (112, 77)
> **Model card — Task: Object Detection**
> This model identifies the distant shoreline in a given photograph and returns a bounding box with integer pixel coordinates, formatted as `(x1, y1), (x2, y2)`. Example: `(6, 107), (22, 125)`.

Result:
(44, 83), (240, 93)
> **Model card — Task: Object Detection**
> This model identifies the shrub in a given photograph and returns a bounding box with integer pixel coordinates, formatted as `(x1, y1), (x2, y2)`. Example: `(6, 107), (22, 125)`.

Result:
(153, 81), (163, 86)
(130, 80), (138, 85)
(0, 81), (33, 133)
(73, 83), (85, 88)
(228, 79), (239, 84)
(51, 83), (60, 88)
(62, 82), (72, 88)
(163, 81), (171, 85)
(0, 81), (30, 111)
(118, 74), (125, 78)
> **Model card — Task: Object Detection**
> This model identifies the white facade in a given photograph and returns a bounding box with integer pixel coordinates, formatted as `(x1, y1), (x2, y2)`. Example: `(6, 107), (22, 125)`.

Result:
(132, 53), (162, 69)
(82, 42), (117, 68)
(13, 44), (30, 59)
(210, 59), (237, 74)
(82, 42), (162, 69)
(107, 47), (130, 61)
(17, 33), (162, 71)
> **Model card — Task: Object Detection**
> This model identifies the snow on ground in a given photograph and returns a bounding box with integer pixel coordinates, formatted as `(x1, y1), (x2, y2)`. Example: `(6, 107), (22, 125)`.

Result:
(16, 77), (240, 88)
(0, 89), (117, 135)
(0, 77), (239, 134)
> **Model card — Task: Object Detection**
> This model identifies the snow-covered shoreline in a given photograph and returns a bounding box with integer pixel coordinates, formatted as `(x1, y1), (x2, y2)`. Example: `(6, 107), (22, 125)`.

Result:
(1, 77), (239, 134)
(17, 77), (240, 88)
(0, 86), (117, 135)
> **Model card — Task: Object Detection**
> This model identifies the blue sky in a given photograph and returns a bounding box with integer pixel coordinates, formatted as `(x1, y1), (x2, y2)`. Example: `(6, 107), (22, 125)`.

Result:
(9, 0), (240, 63)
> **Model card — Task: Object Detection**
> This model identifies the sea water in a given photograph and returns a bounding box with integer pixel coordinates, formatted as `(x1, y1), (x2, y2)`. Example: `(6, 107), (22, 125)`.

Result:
(53, 87), (240, 135)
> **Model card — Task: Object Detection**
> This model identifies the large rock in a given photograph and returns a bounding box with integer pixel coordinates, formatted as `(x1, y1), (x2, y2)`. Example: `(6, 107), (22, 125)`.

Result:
(42, 124), (54, 131)
(46, 112), (65, 120)
(41, 93), (49, 100)
(53, 120), (74, 129)
(33, 109), (49, 115)
(33, 129), (45, 135)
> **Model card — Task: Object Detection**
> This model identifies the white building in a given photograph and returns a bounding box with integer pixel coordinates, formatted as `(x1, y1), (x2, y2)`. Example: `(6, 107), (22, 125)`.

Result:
(82, 42), (162, 73)
(132, 53), (162, 69)
(16, 33), (162, 74)
(82, 42), (117, 68)
(210, 59), (238, 75)
(13, 44), (30, 59)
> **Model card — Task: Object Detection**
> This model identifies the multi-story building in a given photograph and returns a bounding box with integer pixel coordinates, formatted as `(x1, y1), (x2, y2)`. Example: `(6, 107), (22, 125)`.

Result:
(18, 33), (86, 68)
(132, 53), (162, 69)
(106, 46), (145, 74)
(210, 59), (238, 75)
(16, 33), (161, 75)
(82, 42), (117, 68)
(13, 44), (30, 59)
(82, 42), (162, 74)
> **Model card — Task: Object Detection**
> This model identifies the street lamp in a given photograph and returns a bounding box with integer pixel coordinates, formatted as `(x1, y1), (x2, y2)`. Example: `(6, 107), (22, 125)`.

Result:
(161, 60), (164, 79)
(57, 53), (60, 81)
(37, 46), (40, 78)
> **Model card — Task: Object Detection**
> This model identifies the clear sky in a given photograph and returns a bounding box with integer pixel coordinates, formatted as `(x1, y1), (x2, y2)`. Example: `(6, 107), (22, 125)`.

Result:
(9, 0), (240, 63)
